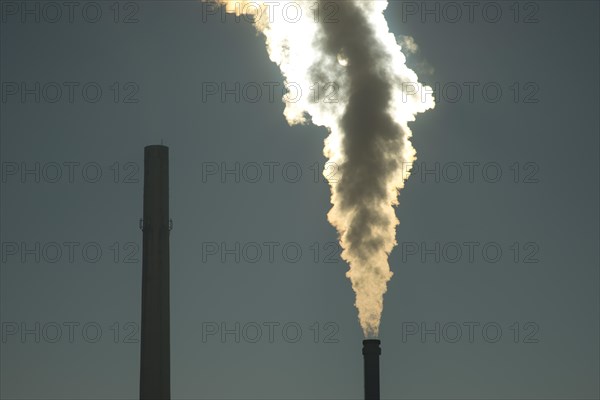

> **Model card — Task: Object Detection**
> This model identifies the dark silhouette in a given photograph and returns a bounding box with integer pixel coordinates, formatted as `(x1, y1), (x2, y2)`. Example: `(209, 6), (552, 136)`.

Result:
(363, 339), (381, 400)
(140, 145), (171, 400)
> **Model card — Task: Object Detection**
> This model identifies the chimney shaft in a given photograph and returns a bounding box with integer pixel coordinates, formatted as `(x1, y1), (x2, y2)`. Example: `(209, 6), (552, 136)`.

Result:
(362, 339), (381, 400)
(140, 145), (170, 400)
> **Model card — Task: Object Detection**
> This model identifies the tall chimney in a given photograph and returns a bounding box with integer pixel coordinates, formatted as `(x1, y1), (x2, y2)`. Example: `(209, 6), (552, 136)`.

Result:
(362, 339), (381, 400)
(140, 145), (171, 400)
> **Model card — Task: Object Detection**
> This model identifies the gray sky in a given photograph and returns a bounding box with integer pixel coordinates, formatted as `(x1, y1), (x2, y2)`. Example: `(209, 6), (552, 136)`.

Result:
(1, 1), (599, 399)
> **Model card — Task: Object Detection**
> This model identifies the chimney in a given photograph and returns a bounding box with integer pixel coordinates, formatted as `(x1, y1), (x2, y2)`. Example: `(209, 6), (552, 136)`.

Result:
(362, 339), (381, 400)
(140, 145), (171, 400)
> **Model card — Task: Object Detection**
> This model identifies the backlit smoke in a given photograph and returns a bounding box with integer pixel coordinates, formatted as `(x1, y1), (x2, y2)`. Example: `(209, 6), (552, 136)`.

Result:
(211, 0), (435, 337)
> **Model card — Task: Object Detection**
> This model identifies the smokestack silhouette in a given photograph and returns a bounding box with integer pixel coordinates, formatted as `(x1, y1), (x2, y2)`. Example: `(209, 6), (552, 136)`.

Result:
(363, 339), (381, 400)
(140, 145), (171, 400)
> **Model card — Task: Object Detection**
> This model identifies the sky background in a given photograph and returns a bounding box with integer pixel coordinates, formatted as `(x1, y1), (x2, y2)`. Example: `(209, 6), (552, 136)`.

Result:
(1, 1), (599, 399)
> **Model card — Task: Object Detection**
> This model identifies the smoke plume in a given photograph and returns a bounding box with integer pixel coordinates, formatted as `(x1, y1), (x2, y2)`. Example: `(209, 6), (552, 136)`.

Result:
(213, 0), (435, 337)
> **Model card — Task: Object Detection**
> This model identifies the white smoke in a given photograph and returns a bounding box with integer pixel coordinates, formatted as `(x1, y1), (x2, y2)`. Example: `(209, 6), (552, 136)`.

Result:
(212, 0), (435, 337)
(397, 35), (419, 54)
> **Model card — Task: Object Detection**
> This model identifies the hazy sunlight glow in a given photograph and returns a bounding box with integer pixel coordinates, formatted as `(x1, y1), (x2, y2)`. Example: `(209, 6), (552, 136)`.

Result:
(213, 0), (435, 337)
